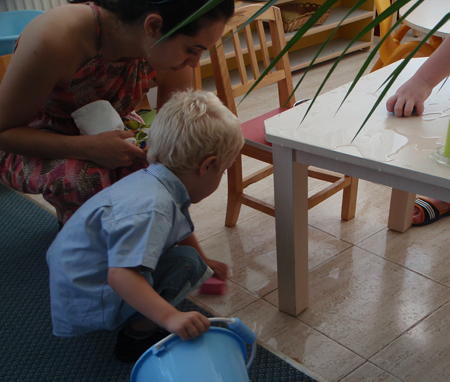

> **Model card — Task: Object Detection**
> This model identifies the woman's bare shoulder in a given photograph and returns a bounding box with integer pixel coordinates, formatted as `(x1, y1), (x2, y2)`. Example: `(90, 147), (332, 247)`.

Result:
(18, 4), (98, 75)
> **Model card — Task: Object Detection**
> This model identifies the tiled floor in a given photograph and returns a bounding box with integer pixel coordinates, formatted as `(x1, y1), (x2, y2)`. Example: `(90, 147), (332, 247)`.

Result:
(190, 36), (450, 381)
(26, 34), (450, 382)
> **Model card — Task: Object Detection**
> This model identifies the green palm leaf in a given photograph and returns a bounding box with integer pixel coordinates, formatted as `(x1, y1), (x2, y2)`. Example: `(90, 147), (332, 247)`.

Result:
(238, 0), (341, 106)
(297, 0), (388, 123)
(212, 0), (279, 56)
(157, 0), (225, 43)
(338, 0), (423, 111)
(351, 11), (450, 142)
(155, 0), (278, 50)
(158, 0), (448, 146)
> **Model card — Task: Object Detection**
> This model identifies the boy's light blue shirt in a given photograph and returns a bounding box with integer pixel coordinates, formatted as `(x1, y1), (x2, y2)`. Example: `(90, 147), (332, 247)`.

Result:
(46, 164), (194, 336)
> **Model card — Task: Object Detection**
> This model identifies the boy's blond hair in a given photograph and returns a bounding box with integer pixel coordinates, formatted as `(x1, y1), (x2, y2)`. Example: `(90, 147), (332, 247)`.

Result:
(146, 90), (244, 173)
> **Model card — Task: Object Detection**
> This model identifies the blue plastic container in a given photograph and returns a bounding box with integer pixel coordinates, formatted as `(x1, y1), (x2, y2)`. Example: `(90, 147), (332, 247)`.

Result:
(0, 10), (44, 55)
(131, 318), (257, 382)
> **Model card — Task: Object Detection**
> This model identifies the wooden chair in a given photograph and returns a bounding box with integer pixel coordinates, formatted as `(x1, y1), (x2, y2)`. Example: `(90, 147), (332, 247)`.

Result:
(371, 0), (436, 72)
(208, 4), (358, 227)
(0, 54), (13, 85)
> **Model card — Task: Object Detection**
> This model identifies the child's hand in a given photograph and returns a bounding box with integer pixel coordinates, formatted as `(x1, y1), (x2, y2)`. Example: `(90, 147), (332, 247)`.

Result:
(386, 78), (432, 117)
(204, 258), (228, 281)
(165, 311), (210, 341)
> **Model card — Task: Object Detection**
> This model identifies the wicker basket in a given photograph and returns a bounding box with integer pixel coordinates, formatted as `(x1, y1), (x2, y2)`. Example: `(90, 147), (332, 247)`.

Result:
(279, 3), (330, 33)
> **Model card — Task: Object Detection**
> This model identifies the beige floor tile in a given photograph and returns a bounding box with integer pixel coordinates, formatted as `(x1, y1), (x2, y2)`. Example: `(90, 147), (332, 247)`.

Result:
(308, 224), (354, 270)
(234, 299), (365, 382)
(290, 246), (450, 359)
(190, 279), (259, 317)
(190, 156), (327, 241)
(357, 220), (450, 286)
(12, 30), (444, 382)
(189, 156), (271, 241)
(370, 302), (450, 382)
(340, 362), (403, 382)
(198, 212), (354, 297)
(263, 289), (280, 306)
(309, 180), (392, 244)
(197, 213), (278, 297)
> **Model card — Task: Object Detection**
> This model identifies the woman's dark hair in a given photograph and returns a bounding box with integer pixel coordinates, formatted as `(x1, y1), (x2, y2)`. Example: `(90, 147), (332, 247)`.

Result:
(68, 0), (234, 37)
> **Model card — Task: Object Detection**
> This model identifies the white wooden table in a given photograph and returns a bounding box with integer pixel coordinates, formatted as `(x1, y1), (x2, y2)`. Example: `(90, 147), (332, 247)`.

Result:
(265, 58), (450, 316)
(400, 0), (450, 38)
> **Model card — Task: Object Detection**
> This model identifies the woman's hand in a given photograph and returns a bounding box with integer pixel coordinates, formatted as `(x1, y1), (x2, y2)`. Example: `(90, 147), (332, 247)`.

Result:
(164, 311), (210, 341)
(85, 130), (147, 169)
(386, 78), (432, 117)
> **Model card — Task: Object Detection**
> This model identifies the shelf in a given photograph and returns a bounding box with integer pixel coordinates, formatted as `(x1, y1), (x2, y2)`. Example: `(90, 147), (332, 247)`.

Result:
(288, 37), (371, 71)
(200, 38), (370, 93)
(198, 1), (374, 82)
(199, 6), (374, 68)
(284, 6), (374, 39)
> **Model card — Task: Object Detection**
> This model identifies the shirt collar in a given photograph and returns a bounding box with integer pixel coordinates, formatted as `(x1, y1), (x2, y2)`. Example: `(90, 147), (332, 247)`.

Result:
(145, 163), (191, 212)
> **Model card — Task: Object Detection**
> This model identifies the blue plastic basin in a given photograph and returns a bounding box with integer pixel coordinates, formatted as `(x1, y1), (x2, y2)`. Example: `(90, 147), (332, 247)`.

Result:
(131, 327), (250, 382)
(0, 10), (44, 55)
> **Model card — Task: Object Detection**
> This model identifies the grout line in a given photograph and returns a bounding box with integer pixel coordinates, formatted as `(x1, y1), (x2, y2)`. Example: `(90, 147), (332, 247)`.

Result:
(189, 295), (331, 382)
(355, 238), (450, 290)
(257, 340), (331, 382)
(353, 226), (387, 246)
(368, 299), (450, 362)
(195, 210), (264, 244)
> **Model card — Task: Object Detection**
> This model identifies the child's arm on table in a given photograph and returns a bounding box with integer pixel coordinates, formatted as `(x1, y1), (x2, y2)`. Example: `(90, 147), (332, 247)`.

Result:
(387, 36), (450, 117)
(108, 267), (210, 340)
(178, 234), (228, 281)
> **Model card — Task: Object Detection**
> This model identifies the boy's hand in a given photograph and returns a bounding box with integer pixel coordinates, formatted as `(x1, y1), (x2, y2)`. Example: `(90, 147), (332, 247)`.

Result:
(204, 258), (228, 281)
(165, 311), (210, 341)
(177, 234), (228, 279)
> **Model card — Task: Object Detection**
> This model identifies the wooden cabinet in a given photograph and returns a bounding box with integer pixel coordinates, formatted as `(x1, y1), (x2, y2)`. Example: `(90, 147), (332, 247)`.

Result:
(198, 0), (375, 79)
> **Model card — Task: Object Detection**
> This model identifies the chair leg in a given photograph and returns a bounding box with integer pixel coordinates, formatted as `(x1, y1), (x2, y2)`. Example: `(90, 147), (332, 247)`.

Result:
(192, 66), (202, 90)
(341, 177), (358, 221)
(430, 35), (443, 50)
(225, 153), (244, 227)
(370, 57), (384, 73)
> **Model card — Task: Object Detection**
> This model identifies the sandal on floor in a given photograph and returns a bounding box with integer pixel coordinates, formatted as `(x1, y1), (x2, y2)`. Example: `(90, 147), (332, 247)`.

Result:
(412, 198), (450, 227)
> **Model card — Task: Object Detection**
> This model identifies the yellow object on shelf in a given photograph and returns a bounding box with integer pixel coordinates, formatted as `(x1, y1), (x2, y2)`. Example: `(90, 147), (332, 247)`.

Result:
(279, 3), (330, 33)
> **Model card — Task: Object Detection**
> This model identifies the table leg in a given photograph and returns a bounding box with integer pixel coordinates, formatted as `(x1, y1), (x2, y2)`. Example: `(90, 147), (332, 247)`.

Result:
(272, 145), (309, 316)
(388, 188), (415, 232)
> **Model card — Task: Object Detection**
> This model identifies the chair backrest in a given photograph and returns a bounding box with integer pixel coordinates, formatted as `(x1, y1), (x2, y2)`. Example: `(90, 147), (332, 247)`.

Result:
(0, 54), (13, 85)
(374, 0), (400, 63)
(209, 4), (295, 117)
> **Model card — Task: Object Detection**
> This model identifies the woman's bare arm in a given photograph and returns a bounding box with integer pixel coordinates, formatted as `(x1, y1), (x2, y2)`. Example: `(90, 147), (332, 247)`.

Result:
(0, 6), (146, 168)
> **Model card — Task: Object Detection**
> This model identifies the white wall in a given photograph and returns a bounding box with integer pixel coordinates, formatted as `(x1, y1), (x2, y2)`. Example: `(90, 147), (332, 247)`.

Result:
(0, 0), (67, 12)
